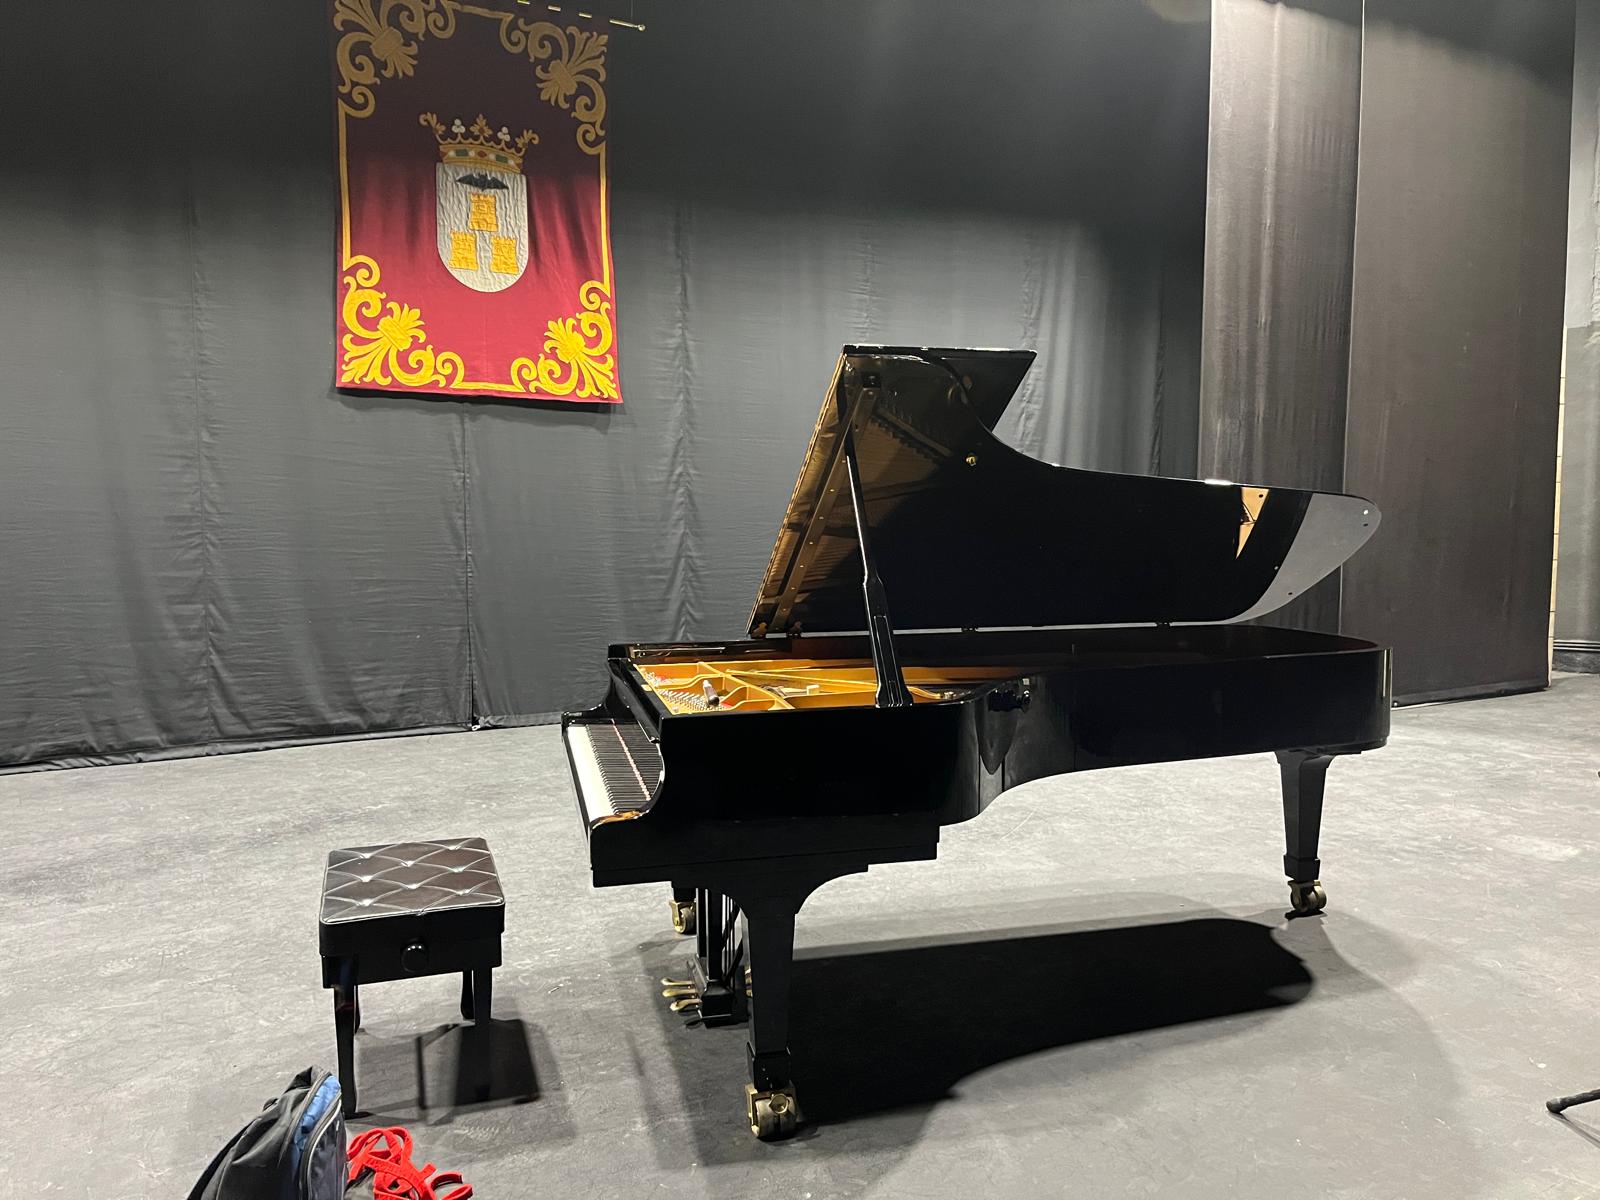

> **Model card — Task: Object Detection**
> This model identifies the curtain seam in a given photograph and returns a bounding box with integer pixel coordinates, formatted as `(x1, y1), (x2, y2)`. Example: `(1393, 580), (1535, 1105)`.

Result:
(183, 155), (219, 746)
(665, 201), (700, 639)
(1152, 249), (1167, 476)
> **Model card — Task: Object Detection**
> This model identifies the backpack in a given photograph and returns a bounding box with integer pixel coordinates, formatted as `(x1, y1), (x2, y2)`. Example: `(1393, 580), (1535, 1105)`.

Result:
(188, 1067), (348, 1200)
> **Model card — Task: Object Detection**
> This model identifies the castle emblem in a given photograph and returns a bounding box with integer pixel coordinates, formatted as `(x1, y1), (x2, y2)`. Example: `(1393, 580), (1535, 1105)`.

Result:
(420, 112), (539, 293)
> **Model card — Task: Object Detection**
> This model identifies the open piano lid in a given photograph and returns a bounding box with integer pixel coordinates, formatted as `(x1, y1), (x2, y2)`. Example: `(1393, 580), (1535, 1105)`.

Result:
(747, 346), (1381, 638)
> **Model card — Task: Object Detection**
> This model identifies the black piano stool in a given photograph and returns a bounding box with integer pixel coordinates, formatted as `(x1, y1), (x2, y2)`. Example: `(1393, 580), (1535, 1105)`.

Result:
(318, 837), (505, 1117)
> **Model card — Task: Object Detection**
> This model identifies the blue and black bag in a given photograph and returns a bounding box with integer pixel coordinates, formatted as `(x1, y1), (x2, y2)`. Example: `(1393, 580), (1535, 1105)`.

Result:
(188, 1067), (347, 1200)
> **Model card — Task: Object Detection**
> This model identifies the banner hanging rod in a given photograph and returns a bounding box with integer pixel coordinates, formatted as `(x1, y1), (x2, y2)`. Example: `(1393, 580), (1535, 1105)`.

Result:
(515, 0), (646, 30)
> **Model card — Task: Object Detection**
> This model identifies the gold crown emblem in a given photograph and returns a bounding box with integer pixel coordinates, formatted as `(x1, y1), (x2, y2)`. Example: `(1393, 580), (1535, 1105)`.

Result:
(420, 112), (539, 174)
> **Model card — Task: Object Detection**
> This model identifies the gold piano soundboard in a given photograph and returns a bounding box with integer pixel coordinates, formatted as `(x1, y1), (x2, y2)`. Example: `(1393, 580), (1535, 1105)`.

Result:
(634, 658), (1013, 715)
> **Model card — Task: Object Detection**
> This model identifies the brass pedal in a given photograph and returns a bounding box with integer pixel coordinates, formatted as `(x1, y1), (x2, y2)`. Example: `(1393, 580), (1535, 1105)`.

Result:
(660, 978), (693, 989)
(662, 984), (698, 999)
(669, 997), (703, 1014)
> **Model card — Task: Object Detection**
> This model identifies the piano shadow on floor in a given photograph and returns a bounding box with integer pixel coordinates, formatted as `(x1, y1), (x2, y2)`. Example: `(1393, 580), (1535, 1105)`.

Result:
(789, 912), (1311, 1120)
(644, 901), (1378, 1156)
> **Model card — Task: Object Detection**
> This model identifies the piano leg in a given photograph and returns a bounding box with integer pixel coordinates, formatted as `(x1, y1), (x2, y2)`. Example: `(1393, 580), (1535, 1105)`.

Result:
(709, 859), (865, 1139)
(668, 882), (696, 935)
(742, 897), (800, 1140)
(1277, 749), (1333, 915)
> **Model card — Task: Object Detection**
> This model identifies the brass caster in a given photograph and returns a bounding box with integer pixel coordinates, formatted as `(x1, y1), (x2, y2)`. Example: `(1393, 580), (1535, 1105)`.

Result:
(669, 898), (697, 936)
(745, 1084), (799, 1140)
(1288, 879), (1327, 916)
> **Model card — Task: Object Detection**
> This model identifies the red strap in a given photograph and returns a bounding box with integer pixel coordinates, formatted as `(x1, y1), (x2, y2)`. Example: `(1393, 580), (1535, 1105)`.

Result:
(347, 1127), (472, 1200)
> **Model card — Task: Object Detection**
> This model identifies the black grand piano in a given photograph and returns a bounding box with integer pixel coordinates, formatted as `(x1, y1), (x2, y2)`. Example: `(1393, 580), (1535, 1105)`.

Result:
(562, 346), (1390, 1139)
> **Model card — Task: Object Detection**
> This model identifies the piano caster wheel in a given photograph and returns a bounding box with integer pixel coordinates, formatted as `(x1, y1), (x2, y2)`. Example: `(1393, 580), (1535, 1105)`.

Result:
(1288, 879), (1327, 916)
(669, 898), (697, 936)
(746, 1084), (799, 1140)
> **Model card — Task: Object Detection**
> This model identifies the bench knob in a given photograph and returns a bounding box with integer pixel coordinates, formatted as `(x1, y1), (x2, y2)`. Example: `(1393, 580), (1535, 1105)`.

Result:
(402, 941), (428, 973)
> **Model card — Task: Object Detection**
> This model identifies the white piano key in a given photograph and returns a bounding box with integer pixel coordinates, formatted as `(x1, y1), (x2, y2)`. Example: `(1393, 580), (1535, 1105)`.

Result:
(565, 724), (614, 824)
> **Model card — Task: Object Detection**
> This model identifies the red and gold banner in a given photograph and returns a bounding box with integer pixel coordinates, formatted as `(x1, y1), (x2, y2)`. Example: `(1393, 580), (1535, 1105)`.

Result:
(331, 1), (620, 402)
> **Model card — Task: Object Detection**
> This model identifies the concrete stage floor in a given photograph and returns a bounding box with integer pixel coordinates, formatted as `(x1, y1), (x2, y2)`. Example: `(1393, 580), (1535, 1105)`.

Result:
(4, 675), (1600, 1198)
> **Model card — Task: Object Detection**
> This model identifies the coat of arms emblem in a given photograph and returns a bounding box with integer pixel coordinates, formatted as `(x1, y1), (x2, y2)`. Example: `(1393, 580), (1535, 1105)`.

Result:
(420, 112), (539, 293)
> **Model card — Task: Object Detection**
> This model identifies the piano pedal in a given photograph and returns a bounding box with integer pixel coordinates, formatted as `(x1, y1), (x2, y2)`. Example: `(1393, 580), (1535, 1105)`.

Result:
(1287, 878), (1327, 916)
(669, 897), (697, 936)
(745, 1084), (800, 1140)
(669, 997), (703, 1014)
(663, 976), (700, 1001)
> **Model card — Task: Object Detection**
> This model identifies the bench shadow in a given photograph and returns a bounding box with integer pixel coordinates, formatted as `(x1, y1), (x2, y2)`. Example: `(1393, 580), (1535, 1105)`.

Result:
(354, 1015), (545, 1122)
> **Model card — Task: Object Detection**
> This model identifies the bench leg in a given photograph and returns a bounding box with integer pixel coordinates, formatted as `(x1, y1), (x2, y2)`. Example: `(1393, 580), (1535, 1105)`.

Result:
(471, 967), (492, 1102)
(333, 960), (358, 1117)
(459, 971), (473, 1022)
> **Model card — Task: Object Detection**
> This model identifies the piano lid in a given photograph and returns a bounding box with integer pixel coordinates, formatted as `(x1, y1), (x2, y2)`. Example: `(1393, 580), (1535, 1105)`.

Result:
(747, 346), (1381, 638)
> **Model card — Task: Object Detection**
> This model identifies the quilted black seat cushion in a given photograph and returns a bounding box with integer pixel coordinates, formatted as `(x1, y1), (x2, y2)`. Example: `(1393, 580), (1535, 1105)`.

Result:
(319, 837), (504, 957)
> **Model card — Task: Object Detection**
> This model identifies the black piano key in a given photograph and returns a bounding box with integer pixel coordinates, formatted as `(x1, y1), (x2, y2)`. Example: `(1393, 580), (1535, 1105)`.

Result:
(582, 718), (662, 813)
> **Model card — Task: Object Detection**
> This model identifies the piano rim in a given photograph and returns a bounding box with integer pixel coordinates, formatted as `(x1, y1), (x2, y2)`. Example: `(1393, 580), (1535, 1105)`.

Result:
(603, 624), (1392, 735)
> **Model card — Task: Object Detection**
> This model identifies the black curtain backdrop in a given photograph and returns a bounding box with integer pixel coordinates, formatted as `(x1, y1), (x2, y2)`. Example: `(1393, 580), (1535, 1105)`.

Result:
(1560, 0), (1600, 670)
(1200, 0), (1572, 701)
(1344, 0), (1572, 702)
(0, 1), (1211, 768)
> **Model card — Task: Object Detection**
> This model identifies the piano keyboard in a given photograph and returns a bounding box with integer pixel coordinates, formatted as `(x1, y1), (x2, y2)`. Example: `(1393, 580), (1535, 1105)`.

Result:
(566, 717), (663, 827)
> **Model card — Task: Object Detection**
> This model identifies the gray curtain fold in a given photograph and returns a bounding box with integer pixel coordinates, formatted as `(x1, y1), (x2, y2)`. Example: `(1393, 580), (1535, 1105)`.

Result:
(1344, 0), (1572, 702)
(1559, 0), (1600, 658)
(1199, 0), (1364, 635)
(0, 0), (1209, 766)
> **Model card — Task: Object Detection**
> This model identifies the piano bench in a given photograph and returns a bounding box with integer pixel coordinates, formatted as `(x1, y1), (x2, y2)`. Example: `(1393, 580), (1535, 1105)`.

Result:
(317, 837), (505, 1117)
